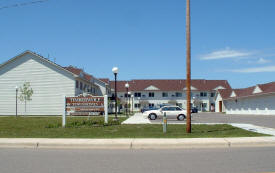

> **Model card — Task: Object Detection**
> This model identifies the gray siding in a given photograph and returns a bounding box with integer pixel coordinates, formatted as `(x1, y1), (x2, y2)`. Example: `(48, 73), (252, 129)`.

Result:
(0, 53), (75, 115)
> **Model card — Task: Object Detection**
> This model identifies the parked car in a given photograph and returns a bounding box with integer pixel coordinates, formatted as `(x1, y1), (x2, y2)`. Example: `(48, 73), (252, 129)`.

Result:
(191, 107), (198, 113)
(143, 106), (188, 121)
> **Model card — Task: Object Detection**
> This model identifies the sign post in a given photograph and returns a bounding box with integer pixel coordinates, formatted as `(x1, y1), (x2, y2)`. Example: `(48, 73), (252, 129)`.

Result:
(104, 95), (108, 124)
(62, 96), (66, 127)
(163, 112), (167, 133)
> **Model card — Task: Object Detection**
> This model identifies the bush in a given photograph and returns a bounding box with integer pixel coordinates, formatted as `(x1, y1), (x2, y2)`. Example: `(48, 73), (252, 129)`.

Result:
(45, 118), (120, 128)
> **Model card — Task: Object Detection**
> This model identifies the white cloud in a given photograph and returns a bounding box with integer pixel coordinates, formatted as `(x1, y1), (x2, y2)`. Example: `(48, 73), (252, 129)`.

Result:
(256, 58), (270, 64)
(248, 58), (271, 64)
(200, 47), (253, 60)
(230, 65), (275, 73)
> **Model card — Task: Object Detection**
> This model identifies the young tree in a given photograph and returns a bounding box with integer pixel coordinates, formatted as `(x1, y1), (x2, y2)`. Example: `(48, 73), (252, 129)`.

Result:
(19, 82), (34, 113)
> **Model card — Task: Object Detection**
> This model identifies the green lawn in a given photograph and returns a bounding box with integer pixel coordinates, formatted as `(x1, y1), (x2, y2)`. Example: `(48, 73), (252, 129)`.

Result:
(0, 117), (268, 138)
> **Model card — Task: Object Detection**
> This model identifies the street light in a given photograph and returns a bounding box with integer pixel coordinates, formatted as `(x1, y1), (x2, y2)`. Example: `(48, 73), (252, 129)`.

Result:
(128, 91), (131, 116)
(131, 94), (134, 114)
(112, 67), (119, 121)
(15, 86), (18, 117)
(137, 97), (141, 112)
(125, 82), (129, 117)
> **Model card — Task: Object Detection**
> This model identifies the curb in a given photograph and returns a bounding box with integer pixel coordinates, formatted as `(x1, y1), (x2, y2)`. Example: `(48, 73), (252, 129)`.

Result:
(1, 137), (275, 149)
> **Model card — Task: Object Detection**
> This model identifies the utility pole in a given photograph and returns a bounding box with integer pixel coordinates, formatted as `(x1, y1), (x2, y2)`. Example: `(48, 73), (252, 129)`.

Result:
(186, 0), (191, 133)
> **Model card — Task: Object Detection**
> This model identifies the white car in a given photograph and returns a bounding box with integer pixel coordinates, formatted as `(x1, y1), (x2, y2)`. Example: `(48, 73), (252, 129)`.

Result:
(143, 106), (188, 121)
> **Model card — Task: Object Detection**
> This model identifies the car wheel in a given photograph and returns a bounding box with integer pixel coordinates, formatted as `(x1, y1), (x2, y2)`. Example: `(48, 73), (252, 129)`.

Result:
(177, 114), (185, 121)
(148, 113), (157, 120)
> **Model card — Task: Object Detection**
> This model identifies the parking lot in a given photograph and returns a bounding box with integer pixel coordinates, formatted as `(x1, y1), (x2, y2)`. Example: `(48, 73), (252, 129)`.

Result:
(150, 113), (275, 128)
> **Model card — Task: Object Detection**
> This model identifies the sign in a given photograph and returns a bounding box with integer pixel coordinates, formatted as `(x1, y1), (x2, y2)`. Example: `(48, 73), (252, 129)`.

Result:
(65, 95), (104, 116)
(62, 95), (108, 127)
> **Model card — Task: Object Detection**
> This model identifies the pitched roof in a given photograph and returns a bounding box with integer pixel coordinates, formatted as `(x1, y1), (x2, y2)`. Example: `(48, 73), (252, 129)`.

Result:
(217, 88), (232, 100)
(258, 82), (275, 93)
(221, 81), (275, 100)
(0, 50), (78, 78)
(110, 79), (231, 92)
(98, 78), (110, 84)
(63, 66), (94, 82)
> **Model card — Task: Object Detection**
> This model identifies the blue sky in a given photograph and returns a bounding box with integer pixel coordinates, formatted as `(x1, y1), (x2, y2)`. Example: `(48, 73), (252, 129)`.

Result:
(0, 0), (274, 88)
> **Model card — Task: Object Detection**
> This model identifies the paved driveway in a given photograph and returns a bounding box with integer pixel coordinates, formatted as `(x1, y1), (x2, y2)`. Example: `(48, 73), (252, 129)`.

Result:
(151, 113), (275, 128)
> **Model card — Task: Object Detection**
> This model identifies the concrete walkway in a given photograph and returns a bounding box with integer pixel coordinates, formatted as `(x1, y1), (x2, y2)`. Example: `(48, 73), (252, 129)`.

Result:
(121, 113), (151, 124)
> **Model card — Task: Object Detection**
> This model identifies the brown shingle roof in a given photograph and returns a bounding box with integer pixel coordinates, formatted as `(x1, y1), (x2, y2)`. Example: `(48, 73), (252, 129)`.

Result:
(110, 79), (231, 92)
(63, 66), (93, 82)
(222, 81), (275, 100)
(217, 88), (232, 100)
(98, 78), (110, 84)
(259, 82), (275, 93)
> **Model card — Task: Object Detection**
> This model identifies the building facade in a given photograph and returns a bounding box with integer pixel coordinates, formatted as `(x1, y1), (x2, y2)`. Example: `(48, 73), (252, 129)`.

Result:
(216, 82), (275, 115)
(0, 51), (103, 116)
(107, 79), (232, 112)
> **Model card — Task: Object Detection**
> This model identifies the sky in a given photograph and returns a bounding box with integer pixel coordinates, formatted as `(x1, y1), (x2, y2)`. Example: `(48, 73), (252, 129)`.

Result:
(0, 0), (274, 88)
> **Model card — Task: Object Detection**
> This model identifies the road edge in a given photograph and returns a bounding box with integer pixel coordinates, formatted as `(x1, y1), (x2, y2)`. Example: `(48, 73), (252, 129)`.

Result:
(1, 137), (275, 149)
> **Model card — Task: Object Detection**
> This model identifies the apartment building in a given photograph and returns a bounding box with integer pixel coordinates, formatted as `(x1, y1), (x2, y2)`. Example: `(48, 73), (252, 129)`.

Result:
(108, 79), (232, 112)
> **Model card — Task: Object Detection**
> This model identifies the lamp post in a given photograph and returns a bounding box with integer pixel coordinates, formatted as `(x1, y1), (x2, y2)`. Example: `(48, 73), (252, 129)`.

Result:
(112, 67), (119, 121)
(15, 86), (18, 117)
(131, 94), (134, 114)
(138, 97), (141, 112)
(128, 91), (131, 116)
(125, 82), (129, 117)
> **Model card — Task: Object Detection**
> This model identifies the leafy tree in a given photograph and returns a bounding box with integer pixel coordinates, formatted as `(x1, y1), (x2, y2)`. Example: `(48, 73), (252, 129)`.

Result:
(19, 82), (34, 113)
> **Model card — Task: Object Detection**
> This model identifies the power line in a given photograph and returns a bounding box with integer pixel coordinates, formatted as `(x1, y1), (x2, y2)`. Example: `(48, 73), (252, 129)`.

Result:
(0, 0), (48, 10)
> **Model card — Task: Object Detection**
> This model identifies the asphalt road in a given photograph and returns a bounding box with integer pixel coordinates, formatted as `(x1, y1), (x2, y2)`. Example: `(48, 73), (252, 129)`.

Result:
(1, 148), (275, 173)
(152, 113), (275, 128)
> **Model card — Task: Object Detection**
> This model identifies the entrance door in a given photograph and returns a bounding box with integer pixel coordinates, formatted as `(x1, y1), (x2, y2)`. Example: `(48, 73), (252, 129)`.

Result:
(219, 101), (222, 112)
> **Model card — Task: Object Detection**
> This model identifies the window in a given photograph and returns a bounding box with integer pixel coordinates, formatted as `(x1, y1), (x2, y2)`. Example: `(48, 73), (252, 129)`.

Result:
(80, 82), (83, 90)
(162, 107), (169, 111)
(134, 104), (141, 108)
(162, 92), (168, 97)
(76, 81), (79, 88)
(176, 107), (182, 111)
(149, 92), (154, 97)
(134, 93), (141, 97)
(176, 92), (182, 97)
(211, 92), (215, 97)
(149, 103), (154, 107)
(124, 93), (130, 97)
(200, 92), (207, 97)
(169, 107), (177, 111)
(176, 103), (182, 108)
